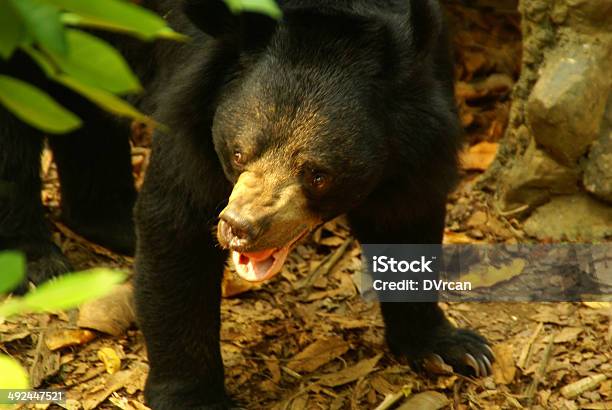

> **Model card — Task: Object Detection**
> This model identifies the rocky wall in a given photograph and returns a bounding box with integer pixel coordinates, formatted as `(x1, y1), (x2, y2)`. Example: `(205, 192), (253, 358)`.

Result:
(483, 0), (612, 241)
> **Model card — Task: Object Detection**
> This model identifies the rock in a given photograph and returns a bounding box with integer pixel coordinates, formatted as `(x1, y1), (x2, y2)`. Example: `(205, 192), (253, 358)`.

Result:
(524, 194), (612, 241)
(560, 0), (612, 33)
(526, 41), (611, 165)
(77, 283), (135, 337)
(500, 136), (580, 211)
(583, 131), (612, 203)
(583, 94), (612, 202)
(604, 93), (612, 128)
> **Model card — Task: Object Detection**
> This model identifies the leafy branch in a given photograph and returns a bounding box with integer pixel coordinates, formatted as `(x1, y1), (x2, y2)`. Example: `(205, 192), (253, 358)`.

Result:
(0, 0), (281, 133)
(0, 252), (126, 389)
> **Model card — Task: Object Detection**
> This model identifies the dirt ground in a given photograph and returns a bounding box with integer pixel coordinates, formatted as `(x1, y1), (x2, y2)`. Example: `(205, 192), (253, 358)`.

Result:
(1, 4), (611, 410)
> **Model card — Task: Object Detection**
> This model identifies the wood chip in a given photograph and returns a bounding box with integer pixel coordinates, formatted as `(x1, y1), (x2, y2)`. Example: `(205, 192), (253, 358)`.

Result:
(560, 374), (607, 399)
(82, 369), (136, 410)
(554, 327), (583, 343)
(319, 236), (347, 247)
(30, 331), (60, 388)
(580, 402), (612, 410)
(443, 230), (477, 244)
(98, 347), (122, 374)
(130, 400), (152, 410)
(45, 329), (96, 351)
(318, 354), (382, 387)
(369, 375), (396, 397)
(583, 302), (611, 310)
(396, 391), (449, 410)
(0, 330), (31, 343)
(492, 343), (516, 384)
(287, 336), (349, 373)
(460, 142), (498, 171)
(374, 388), (410, 410)
(324, 316), (371, 329)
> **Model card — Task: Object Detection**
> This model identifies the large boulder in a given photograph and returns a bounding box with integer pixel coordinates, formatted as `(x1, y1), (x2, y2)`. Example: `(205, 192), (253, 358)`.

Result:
(526, 41), (611, 165)
(583, 131), (612, 203)
(552, 0), (612, 34)
(524, 194), (612, 241)
(583, 93), (612, 203)
(500, 133), (580, 211)
(477, 0), (612, 241)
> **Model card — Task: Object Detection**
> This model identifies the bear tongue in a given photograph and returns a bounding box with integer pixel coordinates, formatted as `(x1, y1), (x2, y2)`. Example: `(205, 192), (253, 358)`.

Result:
(232, 247), (290, 282)
(242, 249), (276, 262)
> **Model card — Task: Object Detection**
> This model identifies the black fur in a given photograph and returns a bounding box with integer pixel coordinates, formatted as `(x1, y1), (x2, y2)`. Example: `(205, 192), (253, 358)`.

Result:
(1, 0), (493, 408)
(0, 51), (136, 291)
(131, 1), (492, 409)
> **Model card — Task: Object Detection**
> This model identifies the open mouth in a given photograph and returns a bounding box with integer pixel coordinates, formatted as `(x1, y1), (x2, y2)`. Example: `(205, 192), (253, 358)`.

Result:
(231, 231), (307, 282)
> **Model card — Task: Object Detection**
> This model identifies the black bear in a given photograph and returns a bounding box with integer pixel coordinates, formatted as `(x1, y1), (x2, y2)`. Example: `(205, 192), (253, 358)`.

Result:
(132, 0), (494, 409)
(1, 0), (494, 407)
(0, 56), (136, 289)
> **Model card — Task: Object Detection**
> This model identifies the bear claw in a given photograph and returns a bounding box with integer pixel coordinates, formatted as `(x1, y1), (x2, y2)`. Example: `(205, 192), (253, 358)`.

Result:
(482, 354), (493, 375)
(431, 353), (445, 367)
(464, 353), (481, 376)
(401, 327), (495, 377)
(483, 344), (496, 360)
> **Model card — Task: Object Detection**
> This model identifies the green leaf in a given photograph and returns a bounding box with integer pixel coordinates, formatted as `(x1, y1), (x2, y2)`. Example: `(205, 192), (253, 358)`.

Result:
(46, 0), (178, 40)
(0, 252), (25, 294)
(23, 46), (153, 124)
(9, 0), (67, 55)
(0, 299), (22, 318)
(20, 268), (125, 312)
(46, 29), (141, 95)
(0, 74), (81, 134)
(56, 74), (151, 122)
(224, 0), (282, 19)
(0, 2), (26, 59)
(60, 13), (189, 42)
(0, 355), (29, 390)
(20, 45), (55, 76)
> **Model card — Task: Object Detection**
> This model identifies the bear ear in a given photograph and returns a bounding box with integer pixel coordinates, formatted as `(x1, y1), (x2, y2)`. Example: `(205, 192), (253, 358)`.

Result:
(183, 0), (278, 48)
(408, 0), (443, 54)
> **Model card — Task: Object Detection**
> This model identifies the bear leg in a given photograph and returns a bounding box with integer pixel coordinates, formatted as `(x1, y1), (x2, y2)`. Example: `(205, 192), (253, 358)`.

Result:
(48, 115), (136, 256)
(134, 170), (232, 409)
(349, 200), (494, 377)
(0, 109), (72, 291)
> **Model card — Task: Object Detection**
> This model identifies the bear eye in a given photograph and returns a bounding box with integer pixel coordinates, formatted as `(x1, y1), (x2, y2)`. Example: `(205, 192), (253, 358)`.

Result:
(309, 170), (330, 191)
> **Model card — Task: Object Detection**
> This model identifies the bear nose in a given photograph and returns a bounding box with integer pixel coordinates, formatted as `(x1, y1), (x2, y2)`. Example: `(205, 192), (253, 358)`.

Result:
(219, 209), (257, 244)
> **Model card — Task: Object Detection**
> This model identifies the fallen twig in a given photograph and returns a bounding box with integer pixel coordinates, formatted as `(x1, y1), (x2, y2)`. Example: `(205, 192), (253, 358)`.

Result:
(374, 385), (413, 410)
(560, 374), (607, 399)
(524, 333), (554, 407)
(299, 236), (353, 289)
(518, 322), (543, 370)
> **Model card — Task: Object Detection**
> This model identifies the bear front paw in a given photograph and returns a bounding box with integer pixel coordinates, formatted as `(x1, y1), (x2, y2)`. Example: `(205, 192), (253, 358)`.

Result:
(391, 326), (495, 377)
(10, 240), (73, 294)
(144, 381), (238, 410)
(145, 396), (237, 410)
(420, 327), (494, 377)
